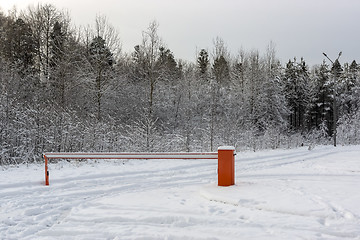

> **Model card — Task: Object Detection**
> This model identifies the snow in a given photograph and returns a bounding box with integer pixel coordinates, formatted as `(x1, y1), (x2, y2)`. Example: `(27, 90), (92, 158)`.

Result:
(217, 146), (235, 151)
(1, 145), (360, 239)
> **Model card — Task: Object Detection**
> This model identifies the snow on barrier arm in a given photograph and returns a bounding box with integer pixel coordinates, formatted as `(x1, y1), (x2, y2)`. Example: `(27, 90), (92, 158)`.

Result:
(43, 147), (235, 187)
(43, 152), (218, 159)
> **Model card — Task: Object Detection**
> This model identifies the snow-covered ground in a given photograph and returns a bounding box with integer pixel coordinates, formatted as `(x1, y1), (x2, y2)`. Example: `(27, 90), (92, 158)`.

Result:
(1, 145), (360, 240)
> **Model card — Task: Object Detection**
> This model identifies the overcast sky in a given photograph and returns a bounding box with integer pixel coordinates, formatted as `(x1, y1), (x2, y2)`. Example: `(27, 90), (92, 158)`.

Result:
(2, 0), (360, 66)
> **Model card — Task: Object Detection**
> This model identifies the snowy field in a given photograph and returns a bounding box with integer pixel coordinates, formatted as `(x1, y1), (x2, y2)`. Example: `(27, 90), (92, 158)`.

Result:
(1, 145), (360, 240)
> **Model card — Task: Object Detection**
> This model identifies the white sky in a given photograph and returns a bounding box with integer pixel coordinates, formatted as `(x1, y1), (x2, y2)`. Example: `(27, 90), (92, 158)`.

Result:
(1, 0), (360, 66)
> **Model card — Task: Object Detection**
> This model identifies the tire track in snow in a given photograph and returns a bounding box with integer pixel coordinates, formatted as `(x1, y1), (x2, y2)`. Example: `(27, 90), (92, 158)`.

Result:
(1, 159), (218, 239)
(2, 147), (360, 239)
(237, 148), (335, 172)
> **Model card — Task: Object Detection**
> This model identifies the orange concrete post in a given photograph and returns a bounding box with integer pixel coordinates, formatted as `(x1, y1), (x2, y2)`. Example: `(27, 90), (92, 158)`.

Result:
(44, 154), (49, 186)
(218, 146), (235, 186)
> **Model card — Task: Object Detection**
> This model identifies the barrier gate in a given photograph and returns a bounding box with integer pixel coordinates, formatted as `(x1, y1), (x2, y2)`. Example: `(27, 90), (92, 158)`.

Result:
(43, 146), (235, 187)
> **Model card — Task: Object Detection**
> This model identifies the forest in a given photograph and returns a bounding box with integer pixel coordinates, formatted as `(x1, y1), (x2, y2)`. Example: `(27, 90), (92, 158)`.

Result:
(1, 4), (360, 165)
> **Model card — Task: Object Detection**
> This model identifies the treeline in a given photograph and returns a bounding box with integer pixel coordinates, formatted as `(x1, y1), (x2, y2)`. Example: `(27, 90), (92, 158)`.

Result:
(1, 4), (360, 165)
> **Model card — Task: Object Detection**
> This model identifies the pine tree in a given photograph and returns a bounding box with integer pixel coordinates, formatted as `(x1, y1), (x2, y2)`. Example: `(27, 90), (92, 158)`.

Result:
(157, 46), (179, 81)
(283, 58), (312, 132)
(88, 35), (114, 121)
(3, 17), (38, 104)
(5, 18), (36, 76)
(197, 49), (209, 75)
(339, 61), (357, 115)
(311, 61), (332, 134)
(349, 60), (360, 111)
(50, 21), (65, 68)
(212, 55), (230, 84)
